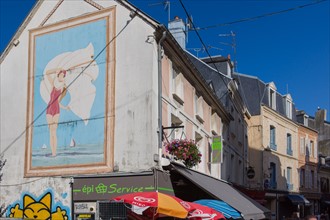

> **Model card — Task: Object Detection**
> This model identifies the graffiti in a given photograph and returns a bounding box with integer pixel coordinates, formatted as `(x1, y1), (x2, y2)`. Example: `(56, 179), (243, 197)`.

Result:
(6, 191), (70, 220)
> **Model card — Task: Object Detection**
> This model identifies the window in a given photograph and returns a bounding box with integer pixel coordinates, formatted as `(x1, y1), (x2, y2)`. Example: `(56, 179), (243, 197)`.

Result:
(269, 89), (276, 109)
(194, 95), (204, 123)
(304, 115), (309, 126)
(170, 114), (183, 140)
(172, 65), (184, 104)
(208, 142), (212, 173)
(287, 133), (292, 156)
(310, 140), (315, 158)
(311, 170), (314, 188)
(300, 137), (305, 155)
(306, 140), (311, 157)
(270, 126), (277, 150)
(287, 167), (293, 190)
(300, 168), (305, 188)
(320, 177), (330, 193)
(286, 99), (292, 119)
(270, 162), (277, 189)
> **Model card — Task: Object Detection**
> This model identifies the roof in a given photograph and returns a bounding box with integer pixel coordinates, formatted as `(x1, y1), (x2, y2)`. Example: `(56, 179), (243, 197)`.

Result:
(237, 73), (298, 121)
(184, 51), (231, 104)
(155, 25), (232, 123)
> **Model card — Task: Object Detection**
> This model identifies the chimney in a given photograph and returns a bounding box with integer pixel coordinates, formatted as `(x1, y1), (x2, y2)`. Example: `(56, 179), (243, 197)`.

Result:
(316, 108), (327, 121)
(168, 16), (186, 49)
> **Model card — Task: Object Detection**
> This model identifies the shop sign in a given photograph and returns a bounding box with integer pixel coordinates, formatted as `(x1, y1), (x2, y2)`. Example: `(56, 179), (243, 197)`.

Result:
(75, 213), (95, 220)
(73, 171), (174, 201)
(74, 202), (96, 213)
(247, 167), (255, 179)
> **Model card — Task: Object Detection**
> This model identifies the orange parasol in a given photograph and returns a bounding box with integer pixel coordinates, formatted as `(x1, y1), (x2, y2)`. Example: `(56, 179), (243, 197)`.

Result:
(112, 191), (191, 219)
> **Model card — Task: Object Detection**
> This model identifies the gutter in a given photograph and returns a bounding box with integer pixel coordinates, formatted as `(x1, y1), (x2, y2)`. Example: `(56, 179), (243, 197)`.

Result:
(157, 29), (166, 169)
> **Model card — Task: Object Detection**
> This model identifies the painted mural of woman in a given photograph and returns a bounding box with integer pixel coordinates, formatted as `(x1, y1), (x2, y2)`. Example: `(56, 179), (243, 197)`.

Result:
(39, 43), (99, 157)
(45, 69), (70, 156)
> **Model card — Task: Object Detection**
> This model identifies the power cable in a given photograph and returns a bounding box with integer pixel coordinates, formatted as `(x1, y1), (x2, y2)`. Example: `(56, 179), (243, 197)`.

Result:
(0, 16), (135, 156)
(191, 0), (327, 31)
(178, 0), (230, 93)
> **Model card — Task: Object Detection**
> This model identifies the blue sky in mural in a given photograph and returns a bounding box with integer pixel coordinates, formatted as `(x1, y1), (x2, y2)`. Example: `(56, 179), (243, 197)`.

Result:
(0, 0), (329, 123)
(33, 19), (106, 148)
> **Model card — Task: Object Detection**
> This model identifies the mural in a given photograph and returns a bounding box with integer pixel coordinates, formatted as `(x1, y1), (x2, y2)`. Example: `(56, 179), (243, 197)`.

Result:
(25, 9), (116, 175)
(7, 191), (70, 220)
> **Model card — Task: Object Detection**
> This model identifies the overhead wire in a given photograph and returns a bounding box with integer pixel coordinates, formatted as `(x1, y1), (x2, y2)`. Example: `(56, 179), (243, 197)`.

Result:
(191, 0), (327, 31)
(177, 0), (230, 95)
(0, 16), (135, 156)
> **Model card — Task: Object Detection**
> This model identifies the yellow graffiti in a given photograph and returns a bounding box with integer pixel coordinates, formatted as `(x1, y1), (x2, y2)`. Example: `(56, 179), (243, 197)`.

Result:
(9, 192), (68, 220)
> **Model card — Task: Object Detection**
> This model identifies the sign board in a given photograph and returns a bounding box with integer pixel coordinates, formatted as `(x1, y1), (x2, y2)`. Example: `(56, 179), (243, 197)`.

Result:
(73, 170), (174, 201)
(74, 202), (96, 213)
(211, 136), (222, 163)
(75, 213), (95, 220)
(247, 167), (255, 179)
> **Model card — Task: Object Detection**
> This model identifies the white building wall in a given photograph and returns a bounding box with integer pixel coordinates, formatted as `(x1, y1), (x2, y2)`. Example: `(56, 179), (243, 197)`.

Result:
(0, 0), (159, 216)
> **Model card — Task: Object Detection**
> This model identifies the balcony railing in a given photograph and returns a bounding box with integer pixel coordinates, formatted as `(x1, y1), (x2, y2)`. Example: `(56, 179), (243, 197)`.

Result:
(270, 143), (277, 151)
(287, 148), (293, 156)
(287, 183), (293, 191)
(269, 181), (277, 189)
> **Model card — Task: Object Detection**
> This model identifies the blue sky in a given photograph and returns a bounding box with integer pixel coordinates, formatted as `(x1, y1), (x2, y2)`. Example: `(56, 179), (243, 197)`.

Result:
(1, 0), (329, 120)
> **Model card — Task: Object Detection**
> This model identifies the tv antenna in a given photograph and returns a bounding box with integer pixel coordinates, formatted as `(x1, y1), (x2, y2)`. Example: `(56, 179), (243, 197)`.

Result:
(149, 1), (171, 22)
(219, 31), (237, 71)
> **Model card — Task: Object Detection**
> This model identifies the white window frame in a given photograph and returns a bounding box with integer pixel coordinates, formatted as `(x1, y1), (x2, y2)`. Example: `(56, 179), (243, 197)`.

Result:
(304, 114), (309, 126)
(286, 99), (292, 119)
(300, 137), (305, 155)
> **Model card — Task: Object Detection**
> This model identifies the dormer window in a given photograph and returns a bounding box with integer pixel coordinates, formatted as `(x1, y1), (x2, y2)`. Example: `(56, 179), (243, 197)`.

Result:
(304, 115), (309, 126)
(285, 94), (292, 119)
(269, 89), (276, 109)
(267, 82), (277, 110)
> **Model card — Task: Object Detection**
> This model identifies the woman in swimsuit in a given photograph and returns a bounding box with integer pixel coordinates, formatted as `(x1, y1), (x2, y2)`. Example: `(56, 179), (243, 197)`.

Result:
(45, 68), (69, 157)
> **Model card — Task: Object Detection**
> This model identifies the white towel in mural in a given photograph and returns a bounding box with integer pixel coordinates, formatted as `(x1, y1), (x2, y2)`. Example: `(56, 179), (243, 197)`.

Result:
(39, 43), (99, 125)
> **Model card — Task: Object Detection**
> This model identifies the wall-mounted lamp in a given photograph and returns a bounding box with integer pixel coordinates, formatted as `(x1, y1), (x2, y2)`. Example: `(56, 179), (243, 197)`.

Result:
(129, 10), (137, 19)
(13, 39), (20, 47)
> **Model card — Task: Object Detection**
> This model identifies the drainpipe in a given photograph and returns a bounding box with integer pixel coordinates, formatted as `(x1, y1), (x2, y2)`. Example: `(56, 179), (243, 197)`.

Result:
(157, 31), (167, 169)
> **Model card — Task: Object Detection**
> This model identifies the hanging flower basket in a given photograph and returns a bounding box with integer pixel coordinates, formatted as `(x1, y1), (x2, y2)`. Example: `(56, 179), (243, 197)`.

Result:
(165, 139), (202, 168)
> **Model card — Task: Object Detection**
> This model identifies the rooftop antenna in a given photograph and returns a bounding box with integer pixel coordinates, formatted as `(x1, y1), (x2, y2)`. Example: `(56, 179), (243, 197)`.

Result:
(187, 47), (202, 57)
(219, 31), (237, 72)
(149, 1), (171, 22)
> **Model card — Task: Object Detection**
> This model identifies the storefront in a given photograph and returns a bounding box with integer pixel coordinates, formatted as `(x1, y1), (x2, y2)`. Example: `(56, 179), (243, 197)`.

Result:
(72, 168), (174, 220)
(166, 162), (271, 220)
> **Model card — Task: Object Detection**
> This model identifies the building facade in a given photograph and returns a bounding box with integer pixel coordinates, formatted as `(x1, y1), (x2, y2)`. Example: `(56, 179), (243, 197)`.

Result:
(238, 74), (310, 220)
(0, 0), (232, 219)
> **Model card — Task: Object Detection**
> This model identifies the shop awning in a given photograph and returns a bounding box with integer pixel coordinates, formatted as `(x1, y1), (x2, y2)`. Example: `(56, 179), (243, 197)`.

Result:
(287, 194), (310, 205)
(171, 163), (271, 220)
(195, 199), (243, 219)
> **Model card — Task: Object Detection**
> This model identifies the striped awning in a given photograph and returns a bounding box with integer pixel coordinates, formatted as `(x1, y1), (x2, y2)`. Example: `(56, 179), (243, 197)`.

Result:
(195, 199), (243, 219)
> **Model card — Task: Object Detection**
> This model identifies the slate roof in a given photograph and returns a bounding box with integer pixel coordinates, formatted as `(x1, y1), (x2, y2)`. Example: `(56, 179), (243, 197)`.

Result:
(184, 51), (231, 107)
(237, 73), (297, 121)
